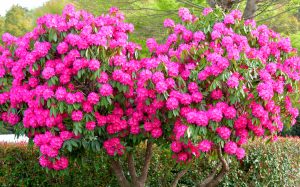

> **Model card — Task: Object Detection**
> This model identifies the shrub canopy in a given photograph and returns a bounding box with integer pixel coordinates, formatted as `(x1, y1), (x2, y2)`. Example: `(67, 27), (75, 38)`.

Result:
(0, 5), (299, 171)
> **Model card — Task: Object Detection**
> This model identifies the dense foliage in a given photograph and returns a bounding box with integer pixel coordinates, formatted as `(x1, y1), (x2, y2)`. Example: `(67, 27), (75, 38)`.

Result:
(0, 137), (299, 186)
(0, 4), (299, 186)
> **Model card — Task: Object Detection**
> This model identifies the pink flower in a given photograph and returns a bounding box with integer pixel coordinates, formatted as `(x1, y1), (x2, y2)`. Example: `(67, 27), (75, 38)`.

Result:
(202, 8), (213, 16)
(42, 67), (55, 80)
(171, 141), (182, 153)
(224, 106), (236, 119)
(39, 156), (51, 167)
(146, 38), (157, 52)
(88, 59), (100, 71)
(164, 18), (175, 28)
(177, 152), (188, 162)
(60, 131), (73, 141)
(87, 92), (99, 105)
(58, 157), (69, 170)
(99, 84), (113, 96)
(43, 89), (54, 100)
(95, 113), (107, 126)
(98, 72), (109, 83)
(216, 126), (231, 140)
(236, 147), (245, 160)
(156, 81), (168, 93)
(103, 138), (125, 156)
(188, 82), (198, 93)
(198, 140), (213, 152)
(191, 92), (203, 103)
(208, 107), (223, 122)
(178, 7), (193, 22)
(50, 137), (63, 149)
(227, 74), (239, 88)
(166, 97), (179, 110)
(71, 110), (83, 122)
(86, 121), (96, 131)
(151, 128), (163, 138)
(57, 42), (69, 54)
(234, 115), (247, 129)
(257, 82), (273, 100)
(266, 63), (277, 74)
(193, 31), (205, 42)
(211, 89), (223, 100)
(224, 14), (235, 25)
(224, 141), (237, 155)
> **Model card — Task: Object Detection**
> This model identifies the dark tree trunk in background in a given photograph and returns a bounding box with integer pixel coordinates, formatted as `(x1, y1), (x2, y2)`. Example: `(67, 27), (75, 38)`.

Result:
(243, 0), (257, 19)
(207, 0), (258, 20)
(206, 0), (236, 10)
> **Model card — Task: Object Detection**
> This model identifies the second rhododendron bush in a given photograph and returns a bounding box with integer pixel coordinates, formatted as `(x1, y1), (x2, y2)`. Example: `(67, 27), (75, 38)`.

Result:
(0, 4), (299, 172)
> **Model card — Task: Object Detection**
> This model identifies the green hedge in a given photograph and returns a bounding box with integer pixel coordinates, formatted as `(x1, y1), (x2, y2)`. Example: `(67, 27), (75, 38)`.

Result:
(0, 137), (299, 187)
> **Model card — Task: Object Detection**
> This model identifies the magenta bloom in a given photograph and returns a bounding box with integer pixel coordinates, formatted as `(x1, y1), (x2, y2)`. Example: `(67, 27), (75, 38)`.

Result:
(151, 128), (163, 138)
(236, 147), (245, 160)
(171, 141), (182, 153)
(227, 74), (239, 88)
(198, 140), (213, 152)
(57, 42), (69, 54)
(216, 126), (231, 140)
(224, 106), (236, 119)
(86, 121), (96, 131)
(224, 141), (238, 155)
(202, 7), (213, 16)
(164, 18), (175, 28)
(99, 84), (113, 96)
(211, 89), (223, 100)
(156, 81), (168, 93)
(87, 92), (100, 105)
(42, 67), (55, 80)
(50, 137), (63, 150)
(88, 59), (100, 71)
(166, 97), (179, 110)
(71, 110), (83, 122)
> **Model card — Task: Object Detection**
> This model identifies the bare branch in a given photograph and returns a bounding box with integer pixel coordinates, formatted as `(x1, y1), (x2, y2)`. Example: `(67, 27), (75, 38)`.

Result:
(138, 141), (154, 183)
(110, 159), (131, 187)
(171, 168), (189, 187)
(177, 0), (205, 9)
(257, 6), (300, 23)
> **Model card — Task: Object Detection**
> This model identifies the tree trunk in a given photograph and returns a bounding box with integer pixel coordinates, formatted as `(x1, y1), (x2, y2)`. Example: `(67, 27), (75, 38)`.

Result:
(206, 0), (236, 10)
(171, 168), (189, 187)
(111, 141), (154, 187)
(110, 159), (131, 187)
(243, 0), (257, 19)
(138, 141), (153, 185)
(197, 146), (229, 187)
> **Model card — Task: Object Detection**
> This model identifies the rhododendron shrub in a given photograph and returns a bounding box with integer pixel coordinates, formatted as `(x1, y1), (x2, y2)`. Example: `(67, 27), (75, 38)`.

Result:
(0, 5), (299, 187)
(141, 7), (299, 186)
(0, 5), (144, 172)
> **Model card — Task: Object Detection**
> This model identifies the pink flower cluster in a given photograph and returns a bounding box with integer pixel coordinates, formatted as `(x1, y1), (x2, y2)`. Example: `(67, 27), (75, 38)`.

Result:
(34, 131), (73, 169)
(103, 138), (125, 156)
(142, 8), (298, 162)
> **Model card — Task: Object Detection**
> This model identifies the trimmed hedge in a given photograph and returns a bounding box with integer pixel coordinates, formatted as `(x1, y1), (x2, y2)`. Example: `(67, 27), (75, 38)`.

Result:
(0, 137), (299, 187)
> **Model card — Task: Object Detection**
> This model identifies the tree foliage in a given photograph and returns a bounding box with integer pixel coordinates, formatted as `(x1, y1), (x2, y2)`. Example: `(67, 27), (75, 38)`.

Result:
(3, 5), (32, 37)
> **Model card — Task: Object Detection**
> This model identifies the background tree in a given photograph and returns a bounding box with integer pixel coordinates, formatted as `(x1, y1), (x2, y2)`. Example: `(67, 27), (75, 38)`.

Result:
(3, 5), (32, 37)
